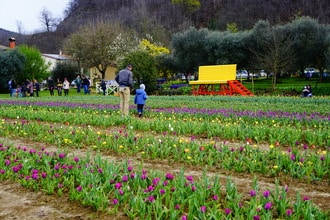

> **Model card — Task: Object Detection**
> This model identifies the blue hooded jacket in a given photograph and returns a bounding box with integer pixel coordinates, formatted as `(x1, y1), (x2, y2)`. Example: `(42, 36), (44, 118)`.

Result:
(134, 89), (148, 105)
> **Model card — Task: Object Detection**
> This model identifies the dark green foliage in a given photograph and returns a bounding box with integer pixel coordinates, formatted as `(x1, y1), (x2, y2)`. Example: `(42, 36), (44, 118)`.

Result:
(0, 49), (25, 92)
(171, 27), (210, 82)
(17, 45), (50, 83)
(289, 17), (330, 77)
(169, 17), (329, 85)
(120, 51), (158, 94)
(52, 61), (80, 83)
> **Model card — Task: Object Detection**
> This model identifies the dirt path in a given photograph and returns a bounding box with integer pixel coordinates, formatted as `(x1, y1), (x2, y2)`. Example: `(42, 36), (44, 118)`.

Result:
(0, 136), (329, 220)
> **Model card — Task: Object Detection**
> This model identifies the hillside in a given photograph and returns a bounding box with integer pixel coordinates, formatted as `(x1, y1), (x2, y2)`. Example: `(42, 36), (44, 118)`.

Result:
(1, 0), (329, 53)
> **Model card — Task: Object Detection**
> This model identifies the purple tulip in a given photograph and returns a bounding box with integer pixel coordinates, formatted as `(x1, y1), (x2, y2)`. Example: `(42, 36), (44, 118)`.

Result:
(127, 166), (133, 172)
(114, 182), (122, 189)
(147, 195), (155, 203)
(263, 190), (270, 198)
(264, 202), (272, 210)
(122, 175), (128, 182)
(224, 208), (231, 215)
(186, 176), (193, 182)
(165, 173), (174, 180)
(152, 178), (160, 186)
(286, 209), (293, 216)
(32, 173), (39, 180)
(76, 185), (82, 192)
(303, 196), (310, 201)
(118, 189), (124, 195)
(41, 172), (47, 178)
(148, 185), (154, 192)
(250, 190), (256, 197)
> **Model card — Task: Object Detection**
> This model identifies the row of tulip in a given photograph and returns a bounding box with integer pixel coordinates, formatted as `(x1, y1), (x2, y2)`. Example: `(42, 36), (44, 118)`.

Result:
(2, 95), (329, 114)
(0, 143), (327, 219)
(0, 117), (328, 182)
(0, 98), (328, 147)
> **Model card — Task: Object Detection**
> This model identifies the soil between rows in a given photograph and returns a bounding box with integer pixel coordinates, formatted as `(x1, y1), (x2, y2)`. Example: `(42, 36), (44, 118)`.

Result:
(0, 136), (329, 220)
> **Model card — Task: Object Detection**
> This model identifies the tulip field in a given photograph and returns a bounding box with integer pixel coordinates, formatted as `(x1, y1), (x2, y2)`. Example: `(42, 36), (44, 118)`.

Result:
(0, 95), (329, 219)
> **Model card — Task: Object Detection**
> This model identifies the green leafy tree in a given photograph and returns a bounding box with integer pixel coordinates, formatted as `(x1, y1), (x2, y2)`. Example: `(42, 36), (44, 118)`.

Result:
(248, 21), (295, 89)
(326, 34), (330, 71)
(63, 21), (138, 80)
(289, 17), (330, 80)
(52, 61), (80, 83)
(171, 0), (201, 15)
(226, 23), (239, 33)
(155, 54), (177, 80)
(139, 36), (171, 81)
(205, 31), (250, 68)
(0, 49), (25, 92)
(119, 51), (158, 94)
(17, 45), (49, 83)
(171, 27), (210, 82)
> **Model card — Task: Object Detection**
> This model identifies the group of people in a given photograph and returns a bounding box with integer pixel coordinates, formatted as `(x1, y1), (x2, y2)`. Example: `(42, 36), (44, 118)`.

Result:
(115, 64), (148, 117)
(8, 65), (147, 116)
(301, 85), (312, 97)
(75, 75), (92, 94)
(47, 77), (70, 96)
(8, 78), (40, 98)
(47, 75), (91, 96)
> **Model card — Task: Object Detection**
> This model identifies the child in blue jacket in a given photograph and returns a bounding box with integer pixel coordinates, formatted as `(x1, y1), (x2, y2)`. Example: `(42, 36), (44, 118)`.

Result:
(134, 84), (148, 117)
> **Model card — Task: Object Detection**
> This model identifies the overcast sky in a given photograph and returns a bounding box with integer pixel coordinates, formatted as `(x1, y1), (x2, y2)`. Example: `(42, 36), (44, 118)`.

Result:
(0, 0), (70, 33)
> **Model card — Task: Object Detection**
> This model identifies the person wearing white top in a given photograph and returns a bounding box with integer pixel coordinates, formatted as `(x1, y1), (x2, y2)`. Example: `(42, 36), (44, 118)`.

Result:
(63, 78), (70, 96)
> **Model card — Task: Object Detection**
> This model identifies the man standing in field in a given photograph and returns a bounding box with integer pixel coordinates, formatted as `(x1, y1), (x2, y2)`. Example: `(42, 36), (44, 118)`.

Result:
(115, 64), (133, 116)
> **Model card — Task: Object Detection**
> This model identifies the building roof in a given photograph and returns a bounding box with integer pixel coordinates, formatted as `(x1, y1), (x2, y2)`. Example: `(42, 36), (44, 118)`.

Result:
(0, 44), (10, 51)
(42, 53), (70, 60)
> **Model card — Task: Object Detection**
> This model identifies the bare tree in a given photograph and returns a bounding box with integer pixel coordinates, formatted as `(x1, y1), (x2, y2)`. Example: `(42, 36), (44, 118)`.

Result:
(15, 21), (24, 34)
(39, 7), (57, 32)
(63, 21), (138, 79)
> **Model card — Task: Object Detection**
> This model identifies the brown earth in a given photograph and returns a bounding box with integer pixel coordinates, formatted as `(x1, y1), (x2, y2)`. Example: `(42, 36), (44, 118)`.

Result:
(0, 136), (329, 220)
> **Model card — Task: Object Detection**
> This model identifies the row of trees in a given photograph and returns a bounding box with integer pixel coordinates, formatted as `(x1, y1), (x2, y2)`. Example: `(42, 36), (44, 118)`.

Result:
(2, 0), (329, 55)
(62, 16), (329, 92)
(170, 16), (330, 89)
(1, 17), (328, 94)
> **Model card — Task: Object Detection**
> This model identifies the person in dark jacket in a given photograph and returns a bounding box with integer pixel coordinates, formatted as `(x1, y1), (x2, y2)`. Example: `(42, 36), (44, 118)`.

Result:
(48, 76), (54, 96)
(21, 83), (27, 97)
(82, 75), (90, 95)
(115, 64), (133, 116)
(100, 80), (107, 95)
(134, 84), (148, 117)
(9, 79), (17, 97)
(34, 80), (40, 97)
